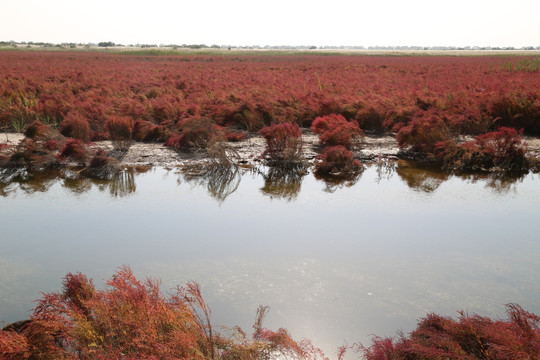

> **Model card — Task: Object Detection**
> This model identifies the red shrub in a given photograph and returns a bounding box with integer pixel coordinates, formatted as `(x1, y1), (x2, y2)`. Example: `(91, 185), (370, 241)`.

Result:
(0, 330), (29, 360)
(9, 266), (322, 360)
(89, 149), (110, 168)
(165, 116), (225, 151)
(314, 145), (362, 176)
(434, 127), (528, 170)
(57, 138), (88, 164)
(132, 120), (170, 142)
(311, 114), (364, 149)
(226, 130), (248, 142)
(259, 122), (303, 162)
(59, 112), (91, 142)
(488, 93), (540, 133)
(23, 120), (64, 142)
(396, 114), (451, 153)
(362, 304), (540, 360)
(106, 115), (133, 151)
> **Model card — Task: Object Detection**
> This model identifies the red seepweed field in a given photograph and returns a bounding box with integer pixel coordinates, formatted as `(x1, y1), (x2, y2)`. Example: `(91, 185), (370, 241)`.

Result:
(0, 50), (539, 172)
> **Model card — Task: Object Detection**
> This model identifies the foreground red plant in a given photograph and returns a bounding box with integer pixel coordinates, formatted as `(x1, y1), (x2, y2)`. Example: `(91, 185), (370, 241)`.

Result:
(311, 114), (364, 149)
(259, 122), (303, 163)
(314, 145), (363, 176)
(0, 266), (322, 360)
(434, 127), (529, 170)
(106, 115), (134, 151)
(361, 304), (540, 360)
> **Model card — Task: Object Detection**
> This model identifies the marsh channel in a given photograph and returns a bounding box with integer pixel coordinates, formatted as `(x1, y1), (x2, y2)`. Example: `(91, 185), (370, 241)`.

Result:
(1, 158), (539, 355)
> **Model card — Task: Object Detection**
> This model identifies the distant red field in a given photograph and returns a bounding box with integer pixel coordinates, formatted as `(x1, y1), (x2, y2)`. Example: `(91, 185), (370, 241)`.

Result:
(0, 50), (539, 172)
(1, 50), (538, 136)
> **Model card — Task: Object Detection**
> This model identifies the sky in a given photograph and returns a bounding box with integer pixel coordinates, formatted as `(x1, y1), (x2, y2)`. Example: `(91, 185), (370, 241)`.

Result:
(2, 0), (539, 47)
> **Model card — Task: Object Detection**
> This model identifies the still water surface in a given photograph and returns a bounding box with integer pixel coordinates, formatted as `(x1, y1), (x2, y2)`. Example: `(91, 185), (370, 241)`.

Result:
(1, 162), (539, 354)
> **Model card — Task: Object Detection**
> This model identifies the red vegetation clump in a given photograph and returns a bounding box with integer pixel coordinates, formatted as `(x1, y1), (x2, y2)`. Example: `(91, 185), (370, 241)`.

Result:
(314, 145), (362, 176)
(259, 122), (303, 163)
(89, 148), (110, 168)
(132, 120), (170, 142)
(488, 93), (540, 133)
(1, 51), (539, 171)
(57, 138), (88, 164)
(59, 112), (91, 142)
(361, 304), (540, 360)
(396, 114), (452, 153)
(165, 116), (225, 151)
(23, 121), (64, 142)
(225, 130), (248, 142)
(106, 115), (134, 151)
(434, 127), (528, 170)
(311, 114), (364, 149)
(0, 266), (323, 360)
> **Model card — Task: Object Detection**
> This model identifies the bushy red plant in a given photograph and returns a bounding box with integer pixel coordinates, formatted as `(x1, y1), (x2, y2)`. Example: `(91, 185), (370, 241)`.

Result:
(488, 93), (540, 133)
(311, 114), (364, 149)
(89, 148), (110, 168)
(0, 330), (29, 360)
(225, 130), (248, 142)
(59, 112), (91, 142)
(314, 145), (362, 176)
(396, 114), (451, 153)
(23, 120), (64, 142)
(106, 115), (133, 151)
(165, 116), (225, 151)
(132, 120), (170, 142)
(57, 138), (88, 164)
(361, 304), (540, 360)
(434, 127), (528, 170)
(259, 122), (303, 163)
(2, 266), (323, 360)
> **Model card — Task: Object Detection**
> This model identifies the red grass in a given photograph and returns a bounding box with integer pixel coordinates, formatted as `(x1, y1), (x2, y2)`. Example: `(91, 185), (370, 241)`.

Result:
(361, 304), (540, 360)
(132, 120), (170, 142)
(311, 114), (364, 149)
(434, 127), (528, 170)
(57, 138), (88, 164)
(59, 112), (91, 142)
(314, 145), (362, 176)
(0, 266), (324, 360)
(396, 114), (451, 153)
(165, 116), (225, 151)
(106, 115), (133, 151)
(259, 122), (303, 162)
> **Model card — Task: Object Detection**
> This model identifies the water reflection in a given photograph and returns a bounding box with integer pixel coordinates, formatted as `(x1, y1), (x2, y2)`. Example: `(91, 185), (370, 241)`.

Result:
(260, 165), (308, 201)
(179, 165), (242, 203)
(0, 162), (536, 199)
(0, 167), (144, 198)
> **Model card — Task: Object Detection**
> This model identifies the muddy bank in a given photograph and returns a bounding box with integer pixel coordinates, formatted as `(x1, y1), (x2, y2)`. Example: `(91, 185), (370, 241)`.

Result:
(2, 132), (539, 168)
(0, 132), (400, 167)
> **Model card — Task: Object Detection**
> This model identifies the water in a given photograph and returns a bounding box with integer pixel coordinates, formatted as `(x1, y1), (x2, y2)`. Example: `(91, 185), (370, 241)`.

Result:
(1, 162), (539, 355)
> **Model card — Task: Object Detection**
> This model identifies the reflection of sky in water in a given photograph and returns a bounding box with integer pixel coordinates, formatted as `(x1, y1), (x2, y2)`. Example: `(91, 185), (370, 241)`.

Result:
(1, 166), (539, 354)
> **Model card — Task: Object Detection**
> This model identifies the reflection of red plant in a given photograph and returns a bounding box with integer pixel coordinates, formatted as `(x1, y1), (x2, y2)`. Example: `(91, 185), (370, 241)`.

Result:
(314, 145), (362, 175)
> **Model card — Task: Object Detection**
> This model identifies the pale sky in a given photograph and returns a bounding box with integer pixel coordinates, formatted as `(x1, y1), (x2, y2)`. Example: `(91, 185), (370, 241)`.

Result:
(2, 0), (539, 47)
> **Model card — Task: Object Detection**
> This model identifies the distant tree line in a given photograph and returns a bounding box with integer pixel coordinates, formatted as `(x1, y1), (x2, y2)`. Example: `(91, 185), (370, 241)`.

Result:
(1, 40), (539, 51)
